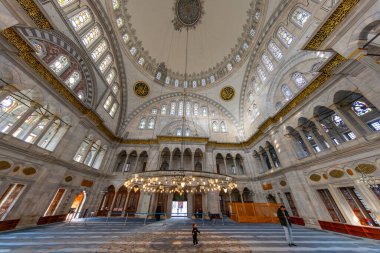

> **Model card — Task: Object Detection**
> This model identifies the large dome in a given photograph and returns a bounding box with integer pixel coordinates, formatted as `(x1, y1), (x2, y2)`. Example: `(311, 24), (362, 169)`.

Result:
(112, 0), (261, 88)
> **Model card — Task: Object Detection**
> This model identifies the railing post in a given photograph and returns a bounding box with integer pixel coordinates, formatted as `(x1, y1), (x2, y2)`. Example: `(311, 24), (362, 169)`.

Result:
(221, 212), (225, 226)
(202, 212), (204, 226)
(124, 212), (128, 226)
(144, 212), (148, 225)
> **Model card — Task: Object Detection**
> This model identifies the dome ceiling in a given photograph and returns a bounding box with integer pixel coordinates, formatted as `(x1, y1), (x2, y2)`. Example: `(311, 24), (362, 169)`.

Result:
(112, 0), (261, 89)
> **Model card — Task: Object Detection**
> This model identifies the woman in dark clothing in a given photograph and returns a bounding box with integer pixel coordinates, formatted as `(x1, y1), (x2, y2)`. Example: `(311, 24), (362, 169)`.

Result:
(277, 205), (296, 247)
(192, 223), (200, 246)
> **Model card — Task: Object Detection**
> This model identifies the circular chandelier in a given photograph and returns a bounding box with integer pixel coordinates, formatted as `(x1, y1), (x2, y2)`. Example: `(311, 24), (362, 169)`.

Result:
(124, 172), (237, 195)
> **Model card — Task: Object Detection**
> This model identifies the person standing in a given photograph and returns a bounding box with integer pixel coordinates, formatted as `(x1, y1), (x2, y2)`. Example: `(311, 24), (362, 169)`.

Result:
(192, 223), (200, 246)
(277, 205), (296, 247)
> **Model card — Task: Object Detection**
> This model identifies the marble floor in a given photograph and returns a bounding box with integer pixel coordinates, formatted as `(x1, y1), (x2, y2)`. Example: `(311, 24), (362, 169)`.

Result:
(0, 218), (379, 252)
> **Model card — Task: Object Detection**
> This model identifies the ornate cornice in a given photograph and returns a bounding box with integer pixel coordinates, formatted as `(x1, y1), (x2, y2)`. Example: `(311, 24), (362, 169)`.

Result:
(304, 0), (361, 50)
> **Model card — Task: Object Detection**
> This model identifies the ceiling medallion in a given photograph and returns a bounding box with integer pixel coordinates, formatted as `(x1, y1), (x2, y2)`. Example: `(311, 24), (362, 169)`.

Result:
(172, 0), (204, 31)
(134, 81), (150, 97)
(220, 86), (235, 101)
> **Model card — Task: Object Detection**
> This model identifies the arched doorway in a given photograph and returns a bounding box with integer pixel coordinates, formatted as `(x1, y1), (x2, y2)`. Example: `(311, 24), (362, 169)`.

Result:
(171, 192), (187, 217)
(126, 186), (140, 215)
(97, 185), (115, 216)
(219, 190), (228, 215)
(193, 193), (202, 217)
(69, 191), (86, 219)
(112, 186), (128, 216)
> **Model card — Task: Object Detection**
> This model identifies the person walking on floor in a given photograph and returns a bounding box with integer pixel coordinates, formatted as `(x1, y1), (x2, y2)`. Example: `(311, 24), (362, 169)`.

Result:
(277, 205), (296, 247)
(192, 223), (200, 246)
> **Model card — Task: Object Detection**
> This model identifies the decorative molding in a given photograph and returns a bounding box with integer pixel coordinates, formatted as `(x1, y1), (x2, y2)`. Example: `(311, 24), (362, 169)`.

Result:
(304, 0), (361, 50)
(355, 164), (376, 174)
(15, 0), (53, 29)
(309, 174), (321, 182)
(329, 169), (344, 178)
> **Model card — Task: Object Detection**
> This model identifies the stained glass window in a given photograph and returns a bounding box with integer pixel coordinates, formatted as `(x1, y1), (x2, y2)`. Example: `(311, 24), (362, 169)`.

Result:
(249, 28), (256, 37)
(69, 9), (92, 31)
(165, 77), (171, 85)
(178, 101), (184, 116)
(185, 128), (191, 137)
(138, 58), (145, 65)
(148, 118), (155, 129)
(151, 108), (157, 115)
(49, 55), (69, 75)
(65, 71), (81, 88)
(116, 17), (124, 28)
(257, 65), (267, 82)
(201, 79), (206, 86)
(176, 128), (182, 136)
(268, 40), (283, 61)
(170, 102), (176, 115)
(277, 26), (295, 47)
(112, 0), (120, 10)
(210, 75), (215, 83)
(122, 33), (129, 43)
(99, 54), (113, 73)
(220, 121), (227, 132)
(156, 72), (161, 80)
(255, 10), (261, 20)
(291, 72), (307, 88)
(192, 80), (197, 88)
(201, 107), (208, 116)
(243, 42), (249, 50)
(82, 25), (101, 48)
(161, 105), (167, 115)
(281, 84), (293, 100)
(275, 101), (283, 111)
(291, 7), (311, 27)
(235, 54), (241, 63)
(227, 63), (232, 72)
(57, 0), (76, 7)
(31, 40), (44, 56)
(186, 102), (191, 116)
(103, 95), (113, 111)
(193, 103), (199, 116)
(262, 53), (274, 72)
(248, 91), (254, 102)
(91, 40), (108, 62)
(139, 118), (146, 129)
(112, 83), (119, 94)
(109, 103), (118, 117)
(212, 121), (219, 132)
(174, 80), (179, 87)
(106, 69), (116, 84)
(183, 81), (188, 88)
(332, 114), (346, 128)
(352, 101), (372, 116)
(0, 96), (15, 110)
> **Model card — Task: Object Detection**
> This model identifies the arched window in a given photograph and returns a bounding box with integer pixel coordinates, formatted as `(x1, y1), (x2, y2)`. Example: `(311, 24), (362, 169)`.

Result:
(81, 25), (101, 48)
(148, 118), (155, 129)
(111, 83), (119, 95)
(176, 128), (182, 136)
(185, 128), (191, 136)
(268, 40), (283, 61)
(170, 102), (176, 115)
(99, 54), (113, 73)
(201, 107), (208, 116)
(275, 101), (283, 111)
(174, 79), (179, 87)
(220, 121), (227, 132)
(69, 9), (92, 31)
(106, 69), (116, 84)
(139, 118), (146, 129)
(130, 47), (137, 55)
(281, 84), (294, 100)
(291, 7), (311, 28)
(161, 104), (167, 115)
(352, 101), (372, 116)
(138, 57), (145, 65)
(165, 76), (170, 84)
(109, 103), (118, 117)
(261, 53), (274, 72)
(91, 40), (108, 62)
(277, 26), (295, 47)
(185, 102), (191, 116)
(49, 55), (70, 75)
(291, 72), (307, 88)
(57, 0), (76, 7)
(332, 114), (346, 128)
(112, 0), (120, 10)
(248, 91), (254, 102)
(65, 71), (81, 89)
(257, 65), (267, 82)
(156, 72), (161, 80)
(122, 33), (129, 43)
(178, 101), (183, 116)
(116, 17), (124, 28)
(151, 108), (158, 115)
(103, 95), (113, 111)
(212, 121), (219, 132)
(193, 103), (199, 116)
(74, 138), (106, 169)
(192, 80), (197, 88)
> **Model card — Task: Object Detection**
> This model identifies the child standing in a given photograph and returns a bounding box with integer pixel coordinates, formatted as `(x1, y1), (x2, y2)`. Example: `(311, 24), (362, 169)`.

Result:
(192, 223), (200, 246)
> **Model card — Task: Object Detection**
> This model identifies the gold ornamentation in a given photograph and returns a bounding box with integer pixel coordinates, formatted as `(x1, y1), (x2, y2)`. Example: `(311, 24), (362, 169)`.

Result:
(310, 174), (321, 182)
(346, 169), (354, 176)
(355, 164), (376, 174)
(323, 174), (328, 180)
(220, 86), (235, 101)
(329, 169), (344, 178)
(0, 161), (11, 170)
(65, 176), (73, 182)
(13, 166), (20, 172)
(280, 180), (287, 187)
(81, 180), (94, 187)
(305, 0), (361, 50)
(262, 183), (272, 190)
(22, 167), (36, 175)
(15, 0), (53, 29)
(134, 81), (150, 97)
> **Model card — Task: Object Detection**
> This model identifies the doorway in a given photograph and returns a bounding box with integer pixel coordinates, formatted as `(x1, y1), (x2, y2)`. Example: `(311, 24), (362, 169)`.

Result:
(69, 191), (86, 219)
(171, 201), (187, 217)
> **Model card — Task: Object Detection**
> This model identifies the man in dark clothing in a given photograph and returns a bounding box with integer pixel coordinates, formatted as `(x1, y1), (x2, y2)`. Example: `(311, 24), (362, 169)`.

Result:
(277, 205), (296, 247)
(192, 223), (200, 246)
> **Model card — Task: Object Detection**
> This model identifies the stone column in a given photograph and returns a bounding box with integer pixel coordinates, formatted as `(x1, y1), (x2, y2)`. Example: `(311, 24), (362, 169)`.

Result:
(187, 193), (193, 218)
(232, 157), (237, 175)
(297, 128), (315, 156)
(191, 150), (195, 171)
(207, 191), (220, 214)
(313, 120), (336, 150)
(133, 154), (140, 172)
(223, 157), (227, 175)
(252, 153), (262, 175)
(258, 152), (267, 173)
(169, 151), (173, 171)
